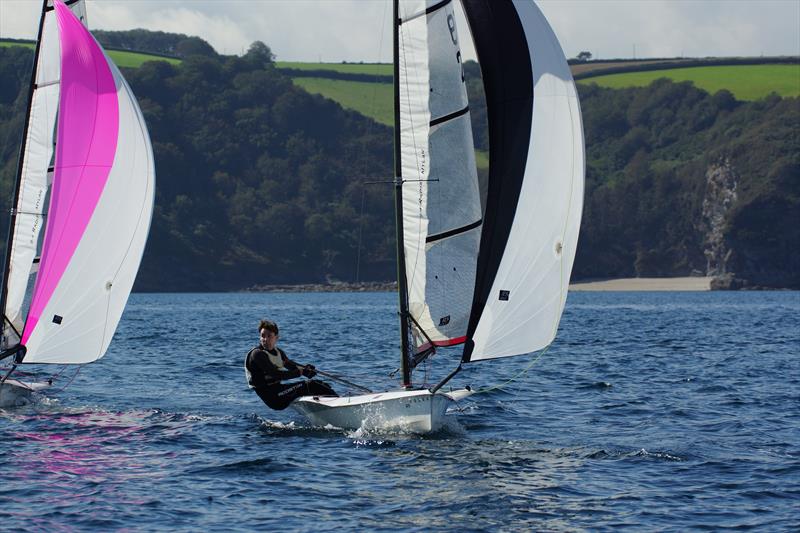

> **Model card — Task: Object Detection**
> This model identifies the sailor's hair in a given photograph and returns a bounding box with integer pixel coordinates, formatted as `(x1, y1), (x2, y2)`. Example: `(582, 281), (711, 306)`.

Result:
(259, 319), (279, 335)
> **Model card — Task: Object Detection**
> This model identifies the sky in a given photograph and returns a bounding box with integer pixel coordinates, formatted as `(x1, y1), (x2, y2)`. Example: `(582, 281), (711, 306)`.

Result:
(1, 0), (799, 62)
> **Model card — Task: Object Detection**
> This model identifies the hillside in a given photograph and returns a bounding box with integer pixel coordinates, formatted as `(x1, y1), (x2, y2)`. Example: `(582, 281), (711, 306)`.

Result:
(583, 64), (800, 101)
(276, 58), (800, 124)
(0, 32), (797, 290)
(1, 37), (182, 68)
(0, 41), (395, 291)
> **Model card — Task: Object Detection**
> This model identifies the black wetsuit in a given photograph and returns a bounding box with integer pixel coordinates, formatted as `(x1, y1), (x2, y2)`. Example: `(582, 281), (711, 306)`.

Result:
(245, 345), (337, 410)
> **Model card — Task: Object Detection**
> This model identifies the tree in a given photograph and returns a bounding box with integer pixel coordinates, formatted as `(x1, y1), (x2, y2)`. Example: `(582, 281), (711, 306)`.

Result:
(576, 51), (592, 62)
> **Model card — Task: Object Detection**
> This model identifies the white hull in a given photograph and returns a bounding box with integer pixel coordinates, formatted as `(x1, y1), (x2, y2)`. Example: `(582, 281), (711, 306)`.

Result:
(0, 378), (50, 407)
(291, 388), (473, 434)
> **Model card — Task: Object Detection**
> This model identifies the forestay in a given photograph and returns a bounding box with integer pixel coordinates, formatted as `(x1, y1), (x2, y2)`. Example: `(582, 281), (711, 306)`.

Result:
(2, 0), (155, 364)
(397, 0), (482, 354)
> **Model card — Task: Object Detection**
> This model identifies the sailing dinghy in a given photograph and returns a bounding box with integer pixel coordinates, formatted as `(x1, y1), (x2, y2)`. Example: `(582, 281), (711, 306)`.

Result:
(291, 0), (584, 433)
(0, 0), (155, 406)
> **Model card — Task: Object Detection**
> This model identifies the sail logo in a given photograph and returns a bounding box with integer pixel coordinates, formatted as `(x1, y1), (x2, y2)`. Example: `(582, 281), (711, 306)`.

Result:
(27, 189), (44, 245)
(447, 14), (457, 45)
(447, 13), (465, 83)
(438, 315), (450, 326)
(418, 147), (427, 177)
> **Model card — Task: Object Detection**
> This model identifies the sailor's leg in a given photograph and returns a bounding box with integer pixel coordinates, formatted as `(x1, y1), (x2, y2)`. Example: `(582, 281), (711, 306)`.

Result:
(253, 385), (298, 411)
(273, 381), (310, 409)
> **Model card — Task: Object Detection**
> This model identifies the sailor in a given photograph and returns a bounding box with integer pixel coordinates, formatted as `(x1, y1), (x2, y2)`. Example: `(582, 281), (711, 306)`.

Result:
(245, 319), (337, 410)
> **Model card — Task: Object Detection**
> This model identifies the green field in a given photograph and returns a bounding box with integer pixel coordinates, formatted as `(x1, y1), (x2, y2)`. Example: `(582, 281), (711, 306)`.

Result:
(581, 64), (800, 101)
(278, 61), (392, 76)
(475, 150), (488, 171)
(293, 77), (393, 126)
(0, 41), (34, 50)
(292, 76), (488, 169)
(1, 40), (180, 68)
(106, 49), (180, 68)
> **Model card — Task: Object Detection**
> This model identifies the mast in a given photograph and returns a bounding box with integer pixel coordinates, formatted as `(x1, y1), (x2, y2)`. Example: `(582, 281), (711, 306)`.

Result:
(393, 0), (412, 388)
(0, 0), (49, 345)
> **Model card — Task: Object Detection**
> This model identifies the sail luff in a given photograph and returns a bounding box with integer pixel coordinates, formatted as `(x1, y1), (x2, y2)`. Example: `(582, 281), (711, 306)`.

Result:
(0, 0), (50, 349)
(393, 0), (413, 387)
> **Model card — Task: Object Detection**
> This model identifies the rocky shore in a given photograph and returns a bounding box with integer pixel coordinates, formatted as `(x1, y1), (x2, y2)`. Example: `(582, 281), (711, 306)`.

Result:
(245, 281), (398, 293)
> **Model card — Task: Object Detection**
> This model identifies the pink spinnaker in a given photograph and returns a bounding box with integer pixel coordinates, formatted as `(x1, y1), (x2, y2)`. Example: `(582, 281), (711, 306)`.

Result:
(21, 1), (119, 345)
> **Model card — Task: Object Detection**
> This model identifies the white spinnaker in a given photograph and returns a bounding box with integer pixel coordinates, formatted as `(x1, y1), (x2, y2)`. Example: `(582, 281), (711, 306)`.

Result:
(23, 58), (155, 364)
(2, 0), (87, 348)
(469, 0), (584, 361)
(399, 0), (481, 350)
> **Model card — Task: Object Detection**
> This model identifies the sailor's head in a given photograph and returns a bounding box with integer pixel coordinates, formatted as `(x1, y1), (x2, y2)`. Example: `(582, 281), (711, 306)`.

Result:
(259, 319), (279, 350)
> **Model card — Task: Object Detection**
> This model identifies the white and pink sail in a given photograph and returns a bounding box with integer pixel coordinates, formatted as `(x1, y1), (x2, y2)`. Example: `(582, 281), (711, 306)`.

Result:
(1, 0), (154, 364)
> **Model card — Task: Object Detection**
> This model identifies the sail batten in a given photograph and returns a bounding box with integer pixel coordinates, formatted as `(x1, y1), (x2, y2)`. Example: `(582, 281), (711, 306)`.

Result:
(430, 105), (470, 126)
(426, 219), (482, 243)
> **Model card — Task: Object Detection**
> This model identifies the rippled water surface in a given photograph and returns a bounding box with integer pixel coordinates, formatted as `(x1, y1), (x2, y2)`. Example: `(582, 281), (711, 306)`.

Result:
(1, 291), (798, 531)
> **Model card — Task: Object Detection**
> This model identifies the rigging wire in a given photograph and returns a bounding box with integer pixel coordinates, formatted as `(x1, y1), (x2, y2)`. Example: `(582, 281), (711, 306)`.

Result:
(471, 345), (550, 395)
(45, 365), (81, 394)
(354, 0), (390, 284)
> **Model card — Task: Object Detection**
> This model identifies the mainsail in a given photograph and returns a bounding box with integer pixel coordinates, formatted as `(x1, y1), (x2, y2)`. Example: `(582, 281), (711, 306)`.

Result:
(397, 0), (482, 354)
(395, 0), (584, 379)
(0, 0), (155, 365)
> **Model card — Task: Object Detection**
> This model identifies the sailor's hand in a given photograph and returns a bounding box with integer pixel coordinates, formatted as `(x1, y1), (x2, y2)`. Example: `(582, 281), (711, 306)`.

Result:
(301, 366), (317, 379)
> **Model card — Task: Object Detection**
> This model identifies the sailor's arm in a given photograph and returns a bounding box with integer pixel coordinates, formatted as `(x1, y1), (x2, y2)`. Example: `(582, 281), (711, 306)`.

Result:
(284, 355), (315, 378)
(254, 351), (302, 381)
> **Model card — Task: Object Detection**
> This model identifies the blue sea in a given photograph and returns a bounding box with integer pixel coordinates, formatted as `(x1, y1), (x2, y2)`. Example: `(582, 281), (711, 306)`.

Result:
(0, 291), (798, 531)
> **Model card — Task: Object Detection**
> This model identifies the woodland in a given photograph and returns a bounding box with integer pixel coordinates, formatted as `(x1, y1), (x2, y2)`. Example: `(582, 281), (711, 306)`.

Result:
(0, 31), (796, 290)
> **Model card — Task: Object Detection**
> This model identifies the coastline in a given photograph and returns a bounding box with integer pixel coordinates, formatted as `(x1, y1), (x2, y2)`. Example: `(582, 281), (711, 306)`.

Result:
(568, 276), (711, 291)
(244, 277), (715, 292)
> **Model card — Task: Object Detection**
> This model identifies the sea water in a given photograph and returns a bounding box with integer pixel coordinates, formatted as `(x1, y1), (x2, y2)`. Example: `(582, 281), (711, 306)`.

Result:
(0, 291), (797, 531)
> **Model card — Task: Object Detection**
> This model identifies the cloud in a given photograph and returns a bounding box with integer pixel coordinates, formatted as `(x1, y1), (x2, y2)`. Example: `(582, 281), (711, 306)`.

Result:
(2, 0), (798, 61)
(89, 2), (251, 55)
(538, 0), (800, 59)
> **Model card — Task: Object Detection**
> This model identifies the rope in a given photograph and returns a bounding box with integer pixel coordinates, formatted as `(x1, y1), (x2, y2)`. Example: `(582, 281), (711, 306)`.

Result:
(314, 369), (372, 394)
(471, 345), (550, 395)
(0, 364), (80, 394)
(46, 365), (81, 394)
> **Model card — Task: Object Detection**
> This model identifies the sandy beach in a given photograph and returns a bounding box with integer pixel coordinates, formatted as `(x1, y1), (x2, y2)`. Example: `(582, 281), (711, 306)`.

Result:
(569, 277), (711, 291)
